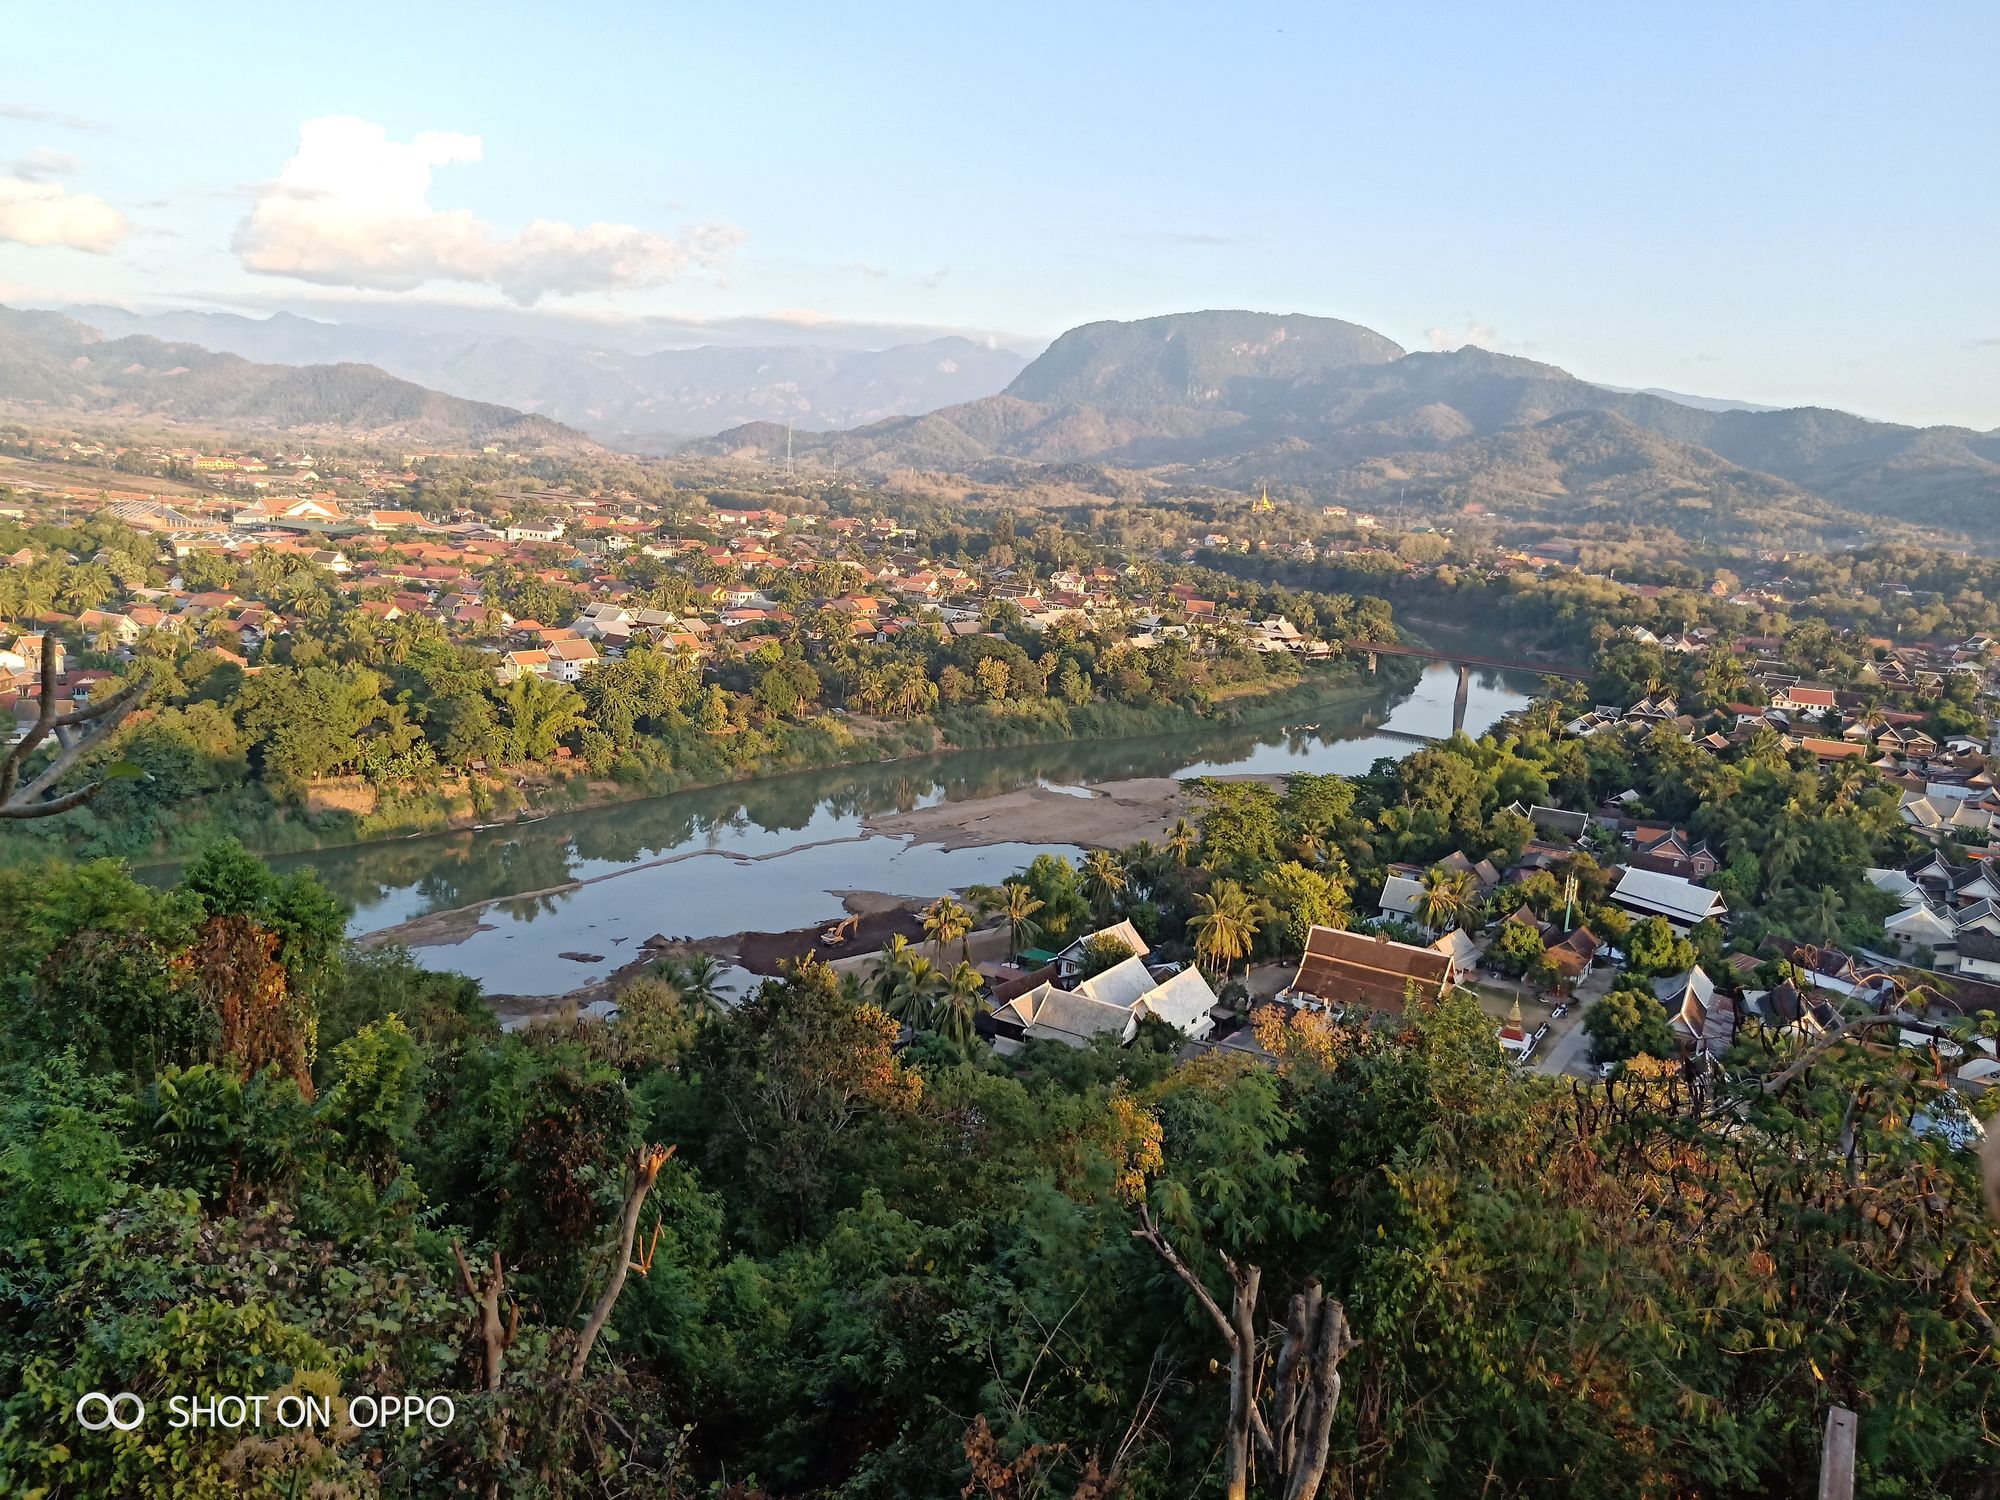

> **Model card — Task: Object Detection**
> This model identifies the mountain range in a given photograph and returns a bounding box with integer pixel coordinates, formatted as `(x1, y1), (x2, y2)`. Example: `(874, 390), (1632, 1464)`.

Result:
(691, 310), (2000, 542)
(0, 305), (590, 449)
(62, 305), (1029, 448)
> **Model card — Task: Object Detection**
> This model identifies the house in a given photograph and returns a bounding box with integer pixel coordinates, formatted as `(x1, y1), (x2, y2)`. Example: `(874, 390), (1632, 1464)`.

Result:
(1610, 867), (1727, 932)
(545, 637), (599, 682)
(504, 520), (566, 544)
(1527, 805), (1591, 843)
(362, 509), (429, 531)
(1867, 867), (1927, 907)
(1285, 925), (1454, 1016)
(1770, 683), (1838, 717)
(1884, 902), (1955, 958)
(1957, 932), (2000, 982)
(1053, 920), (1151, 980)
(991, 955), (1216, 1047)
(1542, 925), (1601, 984)
(1376, 874), (1428, 928)
(1435, 849), (1502, 891)
(1745, 979), (1836, 1039)
(1429, 928), (1481, 983)
(1630, 828), (1720, 882)
(1653, 966), (1734, 1055)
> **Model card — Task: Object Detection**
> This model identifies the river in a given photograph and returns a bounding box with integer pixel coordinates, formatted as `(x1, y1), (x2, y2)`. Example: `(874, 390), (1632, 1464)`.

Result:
(272, 662), (1536, 997)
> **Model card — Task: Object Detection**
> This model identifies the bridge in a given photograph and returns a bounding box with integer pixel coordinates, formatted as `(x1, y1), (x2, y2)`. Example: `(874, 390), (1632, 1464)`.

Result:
(1349, 641), (1592, 736)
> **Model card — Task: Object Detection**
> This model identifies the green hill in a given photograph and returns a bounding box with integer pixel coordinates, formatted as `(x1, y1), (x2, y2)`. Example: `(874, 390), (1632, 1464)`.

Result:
(690, 311), (2000, 542)
(0, 305), (595, 449)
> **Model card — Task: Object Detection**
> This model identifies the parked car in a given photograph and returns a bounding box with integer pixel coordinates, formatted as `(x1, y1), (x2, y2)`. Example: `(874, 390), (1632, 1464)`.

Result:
(1550, 1002), (1570, 1021)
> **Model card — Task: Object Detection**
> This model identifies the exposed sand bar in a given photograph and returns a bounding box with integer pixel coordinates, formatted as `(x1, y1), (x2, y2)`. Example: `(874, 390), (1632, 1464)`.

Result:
(863, 776), (1194, 852)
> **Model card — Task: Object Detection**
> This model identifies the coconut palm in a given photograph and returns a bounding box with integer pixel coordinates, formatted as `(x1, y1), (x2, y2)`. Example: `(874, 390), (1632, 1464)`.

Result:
(935, 961), (986, 1050)
(922, 895), (973, 963)
(1799, 886), (1846, 946)
(1165, 817), (1197, 866)
(1763, 822), (1809, 896)
(673, 952), (732, 1014)
(1415, 866), (1475, 932)
(1082, 849), (1127, 919)
(871, 933), (918, 1002)
(1188, 879), (1260, 979)
(992, 881), (1045, 958)
(879, 954), (944, 1028)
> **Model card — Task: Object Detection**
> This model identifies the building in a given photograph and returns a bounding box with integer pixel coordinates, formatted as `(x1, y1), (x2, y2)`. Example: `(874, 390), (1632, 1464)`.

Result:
(1285, 925), (1454, 1016)
(1054, 920), (1150, 982)
(991, 955), (1216, 1048)
(1610, 867), (1727, 932)
(504, 520), (567, 544)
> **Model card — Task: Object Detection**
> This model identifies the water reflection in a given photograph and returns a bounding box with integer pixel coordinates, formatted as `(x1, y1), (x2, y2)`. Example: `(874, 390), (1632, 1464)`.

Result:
(225, 663), (1531, 994)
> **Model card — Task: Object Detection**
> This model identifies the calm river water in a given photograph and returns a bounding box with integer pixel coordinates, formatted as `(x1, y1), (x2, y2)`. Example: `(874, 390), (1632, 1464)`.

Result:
(268, 663), (1535, 996)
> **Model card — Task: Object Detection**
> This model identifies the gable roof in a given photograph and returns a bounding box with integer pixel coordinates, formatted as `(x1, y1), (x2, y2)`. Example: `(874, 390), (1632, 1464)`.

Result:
(1612, 866), (1727, 925)
(1289, 925), (1453, 1014)
(1058, 919), (1150, 965)
(1071, 954), (1159, 1010)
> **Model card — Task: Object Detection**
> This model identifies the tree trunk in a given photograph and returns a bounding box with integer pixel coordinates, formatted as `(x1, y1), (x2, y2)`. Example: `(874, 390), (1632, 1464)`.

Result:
(1133, 1209), (1358, 1500)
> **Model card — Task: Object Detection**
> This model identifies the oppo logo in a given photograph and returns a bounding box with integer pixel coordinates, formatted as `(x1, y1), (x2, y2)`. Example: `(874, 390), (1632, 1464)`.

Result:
(75, 1392), (146, 1431)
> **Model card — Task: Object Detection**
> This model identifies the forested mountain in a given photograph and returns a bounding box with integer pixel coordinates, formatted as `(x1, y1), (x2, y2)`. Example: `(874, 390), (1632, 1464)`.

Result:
(0, 305), (591, 448)
(693, 311), (2000, 540)
(64, 304), (1029, 446)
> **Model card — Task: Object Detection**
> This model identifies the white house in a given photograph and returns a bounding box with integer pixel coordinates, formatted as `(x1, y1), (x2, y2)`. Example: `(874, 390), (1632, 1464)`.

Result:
(1610, 867), (1726, 932)
(993, 955), (1216, 1048)
(504, 520), (566, 544)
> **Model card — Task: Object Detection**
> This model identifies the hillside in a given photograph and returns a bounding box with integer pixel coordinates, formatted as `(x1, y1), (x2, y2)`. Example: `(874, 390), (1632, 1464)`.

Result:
(0, 305), (591, 448)
(1004, 309), (1404, 407)
(691, 310), (2000, 542)
(64, 305), (1029, 445)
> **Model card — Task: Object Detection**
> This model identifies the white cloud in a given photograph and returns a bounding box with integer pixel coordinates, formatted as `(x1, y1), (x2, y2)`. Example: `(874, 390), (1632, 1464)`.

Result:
(0, 175), (127, 252)
(233, 116), (741, 306)
(1425, 319), (1502, 352)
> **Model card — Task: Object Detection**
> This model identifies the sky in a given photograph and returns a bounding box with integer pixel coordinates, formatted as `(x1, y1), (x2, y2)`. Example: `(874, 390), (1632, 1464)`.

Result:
(2, 1), (1997, 427)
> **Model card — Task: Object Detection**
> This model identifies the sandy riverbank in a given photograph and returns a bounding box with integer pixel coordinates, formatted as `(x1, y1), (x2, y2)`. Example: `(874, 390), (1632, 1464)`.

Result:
(861, 772), (1298, 852)
(863, 776), (1188, 851)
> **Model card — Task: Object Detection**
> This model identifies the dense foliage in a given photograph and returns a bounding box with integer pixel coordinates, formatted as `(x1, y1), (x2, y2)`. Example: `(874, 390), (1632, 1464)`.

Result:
(2, 749), (1996, 1497)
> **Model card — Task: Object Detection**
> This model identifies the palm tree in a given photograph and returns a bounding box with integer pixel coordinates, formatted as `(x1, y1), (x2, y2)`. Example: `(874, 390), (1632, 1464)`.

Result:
(1763, 822), (1808, 896)
(1800, 886), (1846, 946)
(1415, 866), (1474, 932)
(1082, 849), (1127, 919)
(879, 954), (943, 1028)
(935, 961), (985, 1050)
(922, 895), (973, 963)
(992, 881), (1044, 959)
(1188, 880), (1259, 979)
(672, 953), (732, 1014)
(1165, 817), (1197, 867)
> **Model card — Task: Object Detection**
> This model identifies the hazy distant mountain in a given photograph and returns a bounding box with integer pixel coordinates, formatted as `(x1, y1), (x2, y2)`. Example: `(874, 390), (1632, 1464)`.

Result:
(0, 305), (589, 448)
(64, 305), (1029, 445)
(694, 310), (2000, 539)
(1591, 383), (1785, 414)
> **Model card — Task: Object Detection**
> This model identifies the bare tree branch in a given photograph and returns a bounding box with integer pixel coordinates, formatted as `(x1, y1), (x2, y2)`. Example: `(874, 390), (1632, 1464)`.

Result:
(0, 633), (147, 819)
(568, 1143), (675, 1383)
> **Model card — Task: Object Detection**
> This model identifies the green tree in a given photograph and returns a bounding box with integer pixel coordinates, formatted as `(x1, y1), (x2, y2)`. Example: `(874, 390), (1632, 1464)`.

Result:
(1584, 984), (1678, 1064)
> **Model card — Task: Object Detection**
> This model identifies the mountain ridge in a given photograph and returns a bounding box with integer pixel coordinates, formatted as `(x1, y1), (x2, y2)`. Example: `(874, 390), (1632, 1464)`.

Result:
(61, 304), (1029, 446)
(691, 310), (2000, 538)
(0, 305), (593, 448)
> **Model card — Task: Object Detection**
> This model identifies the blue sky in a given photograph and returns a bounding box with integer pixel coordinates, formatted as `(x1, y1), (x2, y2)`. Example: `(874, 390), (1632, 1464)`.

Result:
(2, 1), (1996, 426)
